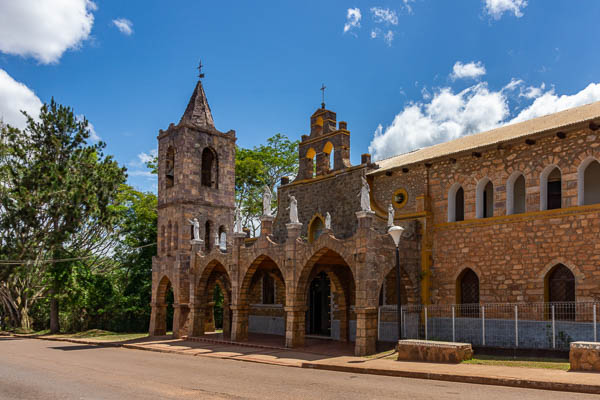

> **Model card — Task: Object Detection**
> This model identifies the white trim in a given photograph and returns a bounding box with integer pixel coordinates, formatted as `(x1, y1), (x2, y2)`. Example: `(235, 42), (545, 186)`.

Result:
(577, 156), (600, 206)
(506, 171), (525, 215)
(447, 182), (462, 222)
(540, 165), (561, 211)
(476, 178), (493, 218)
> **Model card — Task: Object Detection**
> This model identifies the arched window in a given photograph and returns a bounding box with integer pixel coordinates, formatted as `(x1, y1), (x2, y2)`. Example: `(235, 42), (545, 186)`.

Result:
(323, 142), (334, 172)
(458, 269), (479, 305)
(160, 225), (166, 254)
(507, 172), (526, 215)
(540, 166), (561, 210)
(546, 264), (575, 320)
(578, 157), (600, 205)
(173, 222), (178, 250)
(448, 183), (464, 222)
(306, 148), (316, 178)
(167, 221), (172, 253)
(308, 215), (325, 242)
(476, 178), (494, 218)
(218, 225), (227, 251)
(201, 147), (218, 188)
(165, 146), (175, 188)
(204, 220), (212, 252)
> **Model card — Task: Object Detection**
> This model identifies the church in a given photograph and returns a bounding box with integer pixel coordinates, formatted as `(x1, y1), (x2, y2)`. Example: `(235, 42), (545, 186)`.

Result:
(149, 75), (600, 356)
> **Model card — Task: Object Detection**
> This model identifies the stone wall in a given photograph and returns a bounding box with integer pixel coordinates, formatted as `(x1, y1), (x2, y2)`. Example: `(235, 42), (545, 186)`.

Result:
(570, 341), (600, 371)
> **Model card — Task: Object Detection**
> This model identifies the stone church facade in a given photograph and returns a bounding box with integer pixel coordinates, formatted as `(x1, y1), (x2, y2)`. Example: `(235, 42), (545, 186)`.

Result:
(149, 78), (600, 355)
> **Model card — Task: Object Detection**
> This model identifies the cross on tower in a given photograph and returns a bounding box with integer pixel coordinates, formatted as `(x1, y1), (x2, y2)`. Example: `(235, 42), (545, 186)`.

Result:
(197, 60), (205, 79)
(320, 83), (326, 109)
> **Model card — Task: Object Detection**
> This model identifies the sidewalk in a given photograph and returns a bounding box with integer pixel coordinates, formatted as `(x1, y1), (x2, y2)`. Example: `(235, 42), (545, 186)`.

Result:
(4, 332), (600, 395)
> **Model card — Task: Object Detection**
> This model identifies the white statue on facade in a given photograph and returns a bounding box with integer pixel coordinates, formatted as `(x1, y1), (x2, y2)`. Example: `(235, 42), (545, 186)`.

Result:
(359, 176), (372, 212)
(325, 212), (332, 230)
(214, 231), (220, 248)
(188, 218), (201, 241)
(388, 204), (394, 227)
(288, 195), (299, 224)
(262, 185), (273, 216)
(234, 208), (242, 234)
(219, 231), (226, 250)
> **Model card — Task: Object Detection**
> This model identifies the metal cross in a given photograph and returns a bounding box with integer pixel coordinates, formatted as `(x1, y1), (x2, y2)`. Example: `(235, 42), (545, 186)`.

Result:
(320, 83), (326, 108)
(197, 60), (205, 79)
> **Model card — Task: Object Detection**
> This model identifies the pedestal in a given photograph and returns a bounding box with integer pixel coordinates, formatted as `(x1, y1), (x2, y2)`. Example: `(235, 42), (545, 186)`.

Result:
(355, 210), (375, 230)
(354, 307), (378, 356)
(260, 215), (275, 236)
(286, 222), (303, 240)
(285, 306), (306, 348)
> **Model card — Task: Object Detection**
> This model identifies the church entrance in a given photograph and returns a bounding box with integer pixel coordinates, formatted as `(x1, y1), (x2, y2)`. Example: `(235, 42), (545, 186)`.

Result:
(307, 271), (331, 336)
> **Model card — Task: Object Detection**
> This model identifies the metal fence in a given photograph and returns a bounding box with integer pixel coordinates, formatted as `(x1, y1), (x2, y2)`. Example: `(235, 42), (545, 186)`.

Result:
(378, 302), (599, 350)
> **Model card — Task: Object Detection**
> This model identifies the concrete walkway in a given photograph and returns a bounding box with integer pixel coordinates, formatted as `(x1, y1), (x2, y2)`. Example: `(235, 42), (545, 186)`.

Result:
(4, 333), (600, 395)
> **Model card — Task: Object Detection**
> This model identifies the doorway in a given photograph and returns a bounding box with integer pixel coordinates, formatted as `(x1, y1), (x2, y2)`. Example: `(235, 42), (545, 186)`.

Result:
(307, 271), (331, 336)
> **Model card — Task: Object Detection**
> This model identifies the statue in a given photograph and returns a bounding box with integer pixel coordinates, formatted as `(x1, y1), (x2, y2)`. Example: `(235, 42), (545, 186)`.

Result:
(214, 231), (220, 248)
(325, 212), (332, 230)
(388, 204), (394, 227)
(358, 176), (372, 212)
(188, 218), (200, 241)
(262, 185), (273, 216)
(234, 208), (242, 234)
(288, 195), (299, 224)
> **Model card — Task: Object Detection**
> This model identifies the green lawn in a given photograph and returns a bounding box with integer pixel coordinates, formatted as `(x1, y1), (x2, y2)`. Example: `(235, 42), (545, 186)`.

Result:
(2, 329), (151, 342)
(463, 355), (570, 370)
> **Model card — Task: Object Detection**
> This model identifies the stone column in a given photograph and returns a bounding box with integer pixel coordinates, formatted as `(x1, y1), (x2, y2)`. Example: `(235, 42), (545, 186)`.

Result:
(222, 303), (232, 338)
(355, 307), (378, 356)
(260, 215), (275, 236)
(204, 301), (216, 332)
(355, 210), (375, 230)
(285, 306), (306, 348)
(230, 305), (249, 341)
(188, 305), (206, 337)
(149, 303), (167, 336)
(337, 306), (348, 342)
(173, 304), (190, 338)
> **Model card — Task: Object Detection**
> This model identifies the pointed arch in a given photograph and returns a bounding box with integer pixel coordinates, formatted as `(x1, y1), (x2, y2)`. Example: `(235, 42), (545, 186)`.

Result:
(456, 268), (479, 305)
(323, 141), (334, 172)
(544, 263), (576, 320)
(167, 221), (172, 253)
(577, 156), (600, 206)
(306, 147), (317, 178)
(448, 183), (464, 222)
(506, 171), (526, 215)
(308, 214), (325, 243)
(165, 146), (175, 188)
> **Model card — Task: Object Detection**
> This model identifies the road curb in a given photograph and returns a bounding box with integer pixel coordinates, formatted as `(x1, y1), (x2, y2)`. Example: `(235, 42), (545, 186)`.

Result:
(301, 362), (600, 395)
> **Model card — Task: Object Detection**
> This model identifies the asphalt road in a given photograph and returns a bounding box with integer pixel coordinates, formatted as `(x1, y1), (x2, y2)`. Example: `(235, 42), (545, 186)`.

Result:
(0, 337), (596, 400)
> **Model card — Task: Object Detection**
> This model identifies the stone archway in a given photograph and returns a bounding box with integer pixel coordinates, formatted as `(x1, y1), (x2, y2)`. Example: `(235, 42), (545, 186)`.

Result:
(233, 254), (286, 344)
(190, 260), (232, 338)
(149, 275), (175, 336)
(295, 248), (356, 345)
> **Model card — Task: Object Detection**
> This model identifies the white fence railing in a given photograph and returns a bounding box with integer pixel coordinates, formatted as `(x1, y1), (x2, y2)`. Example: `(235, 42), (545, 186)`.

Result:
(378, 302), (599, 350)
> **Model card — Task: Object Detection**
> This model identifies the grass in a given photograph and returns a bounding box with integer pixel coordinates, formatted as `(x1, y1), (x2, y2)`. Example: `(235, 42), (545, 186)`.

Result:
(463, 355), (570, 370)
(2, 328), (150, 342)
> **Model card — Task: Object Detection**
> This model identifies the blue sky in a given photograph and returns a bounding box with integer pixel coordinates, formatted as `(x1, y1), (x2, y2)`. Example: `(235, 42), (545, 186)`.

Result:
(1, 0), (599, 192)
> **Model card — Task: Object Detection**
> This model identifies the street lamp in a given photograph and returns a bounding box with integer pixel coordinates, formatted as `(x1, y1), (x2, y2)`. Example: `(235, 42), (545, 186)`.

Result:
(387, 225), (404, 341)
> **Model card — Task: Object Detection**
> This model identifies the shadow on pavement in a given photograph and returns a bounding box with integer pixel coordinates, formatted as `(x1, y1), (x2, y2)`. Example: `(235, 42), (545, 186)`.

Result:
(50, 345), (102, 351)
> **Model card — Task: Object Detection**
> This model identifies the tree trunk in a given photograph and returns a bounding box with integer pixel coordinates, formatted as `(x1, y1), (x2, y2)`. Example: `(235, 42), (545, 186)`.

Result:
(49, 286), (60, 333)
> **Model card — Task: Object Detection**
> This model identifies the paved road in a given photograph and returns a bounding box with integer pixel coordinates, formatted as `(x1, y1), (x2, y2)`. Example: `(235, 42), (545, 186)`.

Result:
(0, 337), (596, 400)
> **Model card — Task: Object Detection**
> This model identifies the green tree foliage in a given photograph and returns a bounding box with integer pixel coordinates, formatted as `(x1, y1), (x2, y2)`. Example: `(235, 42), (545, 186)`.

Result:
(235, 133), (299, 235)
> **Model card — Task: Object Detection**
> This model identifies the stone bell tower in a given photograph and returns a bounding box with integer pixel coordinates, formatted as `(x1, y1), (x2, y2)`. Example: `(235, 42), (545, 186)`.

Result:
(150, 71), (236, 337)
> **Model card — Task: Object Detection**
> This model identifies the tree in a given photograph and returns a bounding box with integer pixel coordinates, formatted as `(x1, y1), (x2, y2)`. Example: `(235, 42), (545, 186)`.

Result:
(235, 133), (299, 235)
(0, 99), (127, 333)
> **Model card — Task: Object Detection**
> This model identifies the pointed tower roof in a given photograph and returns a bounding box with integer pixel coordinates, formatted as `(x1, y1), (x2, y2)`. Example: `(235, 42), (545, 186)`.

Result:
(179, 80), (215, 129)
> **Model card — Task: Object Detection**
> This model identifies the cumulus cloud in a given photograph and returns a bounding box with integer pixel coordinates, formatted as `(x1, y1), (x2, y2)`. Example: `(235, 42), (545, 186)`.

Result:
(112, 18), (133, 36)
(368, 73), (600, 160)
(0, 69), (42, 129)
(137, 149), (158, 165)
(343, 8), (361, 34)
(0, 0), (96, 64)
(450, 61), (487, 80)
(484, 0), (527, 20)
(370, 7), (398, 25)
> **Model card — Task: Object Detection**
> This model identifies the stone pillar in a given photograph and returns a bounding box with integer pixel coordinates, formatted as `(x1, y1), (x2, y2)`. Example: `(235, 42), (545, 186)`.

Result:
(337, 306), (348, 342)
(230, 305), (249, 341)
(222, 303), (232, 338)
(188, 305), (206, 337)
(260, 215), (275, 236)
(286, 222), (303, 239)
(173, 304), (190, 338)
(204, 301), (216, 332)
(355, 307), (378, 356)
(356, 210), (375, 230)
(285, 306), (306, 348)
(149, 303), (167, 336)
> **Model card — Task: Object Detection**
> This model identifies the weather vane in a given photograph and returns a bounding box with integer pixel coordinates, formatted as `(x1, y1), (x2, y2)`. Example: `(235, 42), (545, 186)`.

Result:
(320, 83), (326, 109)
(197, 60), (205, 79)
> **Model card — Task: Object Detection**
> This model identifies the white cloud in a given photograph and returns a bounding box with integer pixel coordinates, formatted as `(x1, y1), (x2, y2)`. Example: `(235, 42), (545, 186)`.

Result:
(137, 149), (158, 165)
(112, 18), (133, 36)
(402, 0), (415, 13)
(76, 114), (100, 142)
(484, 0), (527, 20)
(0, 0), (96, 64)
(383, 30), (394, 46)
(450, 61), (486, 80)
(368, 77), (600, 161)
(370, 30), (378, 39)
(343, 8), (361, 34)
(519, 83), (545, 99)
(0, 69), (42, 129)
(370, 7), (398, 25)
